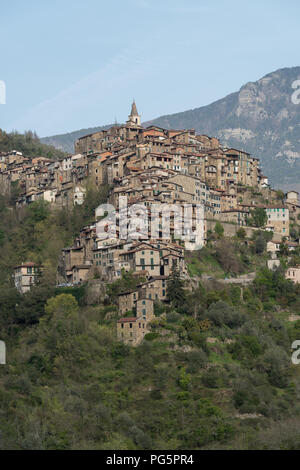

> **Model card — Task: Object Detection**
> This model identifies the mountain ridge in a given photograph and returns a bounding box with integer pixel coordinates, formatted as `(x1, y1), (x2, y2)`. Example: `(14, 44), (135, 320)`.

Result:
(40, 124), (114, 154)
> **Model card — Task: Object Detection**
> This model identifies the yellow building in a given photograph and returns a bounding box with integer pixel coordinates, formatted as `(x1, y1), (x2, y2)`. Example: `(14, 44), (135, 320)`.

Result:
(14, 262), (41, 294)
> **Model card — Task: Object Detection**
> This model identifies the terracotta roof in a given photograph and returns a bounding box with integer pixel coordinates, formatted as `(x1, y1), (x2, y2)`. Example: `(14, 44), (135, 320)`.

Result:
(118, 317), (137, 323)
(15, 262), (40, 268)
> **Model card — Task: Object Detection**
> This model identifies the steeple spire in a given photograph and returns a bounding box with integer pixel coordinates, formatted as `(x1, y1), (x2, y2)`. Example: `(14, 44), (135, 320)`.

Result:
(127, 99), (141, 126)
(130, 99), (138, 117)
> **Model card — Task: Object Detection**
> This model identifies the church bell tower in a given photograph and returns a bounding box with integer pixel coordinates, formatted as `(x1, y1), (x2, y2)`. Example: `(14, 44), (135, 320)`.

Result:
(127, 100), (141, 126)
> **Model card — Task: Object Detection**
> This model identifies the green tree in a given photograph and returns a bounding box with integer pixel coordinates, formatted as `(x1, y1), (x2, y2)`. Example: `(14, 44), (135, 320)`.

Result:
(255, 235), (266, 254)
(106, 270), (145, 303)
(167, 267), (186, 309)
(248, 208), (268, 228)
(276, 190), (285, 203)
(45, 293), (79, 318)
(0, 128), (67, 160)
(214, 222), (224, 239)
(178, 368), (191, 391)
(279, 241), (289, 256)
(40, 294), (81, 348)
(236, 227), (246, 239)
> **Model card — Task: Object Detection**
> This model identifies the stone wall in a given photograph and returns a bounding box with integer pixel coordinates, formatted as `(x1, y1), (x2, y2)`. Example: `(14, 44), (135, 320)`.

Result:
(85, 279), (107, 305)
(206, 219), (284, 241)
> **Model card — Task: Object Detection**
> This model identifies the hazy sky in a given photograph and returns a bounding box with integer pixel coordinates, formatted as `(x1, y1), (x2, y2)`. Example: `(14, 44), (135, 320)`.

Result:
(1, 0), (300, 137)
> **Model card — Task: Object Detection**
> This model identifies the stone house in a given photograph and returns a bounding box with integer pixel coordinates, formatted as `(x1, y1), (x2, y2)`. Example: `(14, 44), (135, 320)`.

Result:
(160, 253), (187, 277)
(267, 240), (281, 253)
(285, 191), (299, 206)
(117, 298), (154, 346)
(137, 276), (168, 302)
(118, 290), (140, 316)
(120, 245), (161, 277)
(117, 276), (168, 316)
(284, 191), (300, 219)
(219, 208), (249, 226)
(71, 265), (91, 285)
(136, 298), (155, 321)
(286, 266), (300, 284)
(117, 316), (148, 346)
(264, 206), (289, 237)
(14, 262), (41, 294)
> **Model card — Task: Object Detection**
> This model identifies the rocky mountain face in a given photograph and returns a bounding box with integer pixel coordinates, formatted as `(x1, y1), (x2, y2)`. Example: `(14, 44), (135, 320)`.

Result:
(42, 67), (300, 190)
(146, 67), (300, 191)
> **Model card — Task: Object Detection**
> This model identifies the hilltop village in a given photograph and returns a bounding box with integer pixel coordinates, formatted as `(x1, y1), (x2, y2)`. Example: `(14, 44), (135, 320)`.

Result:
(5, 102), (300, 345)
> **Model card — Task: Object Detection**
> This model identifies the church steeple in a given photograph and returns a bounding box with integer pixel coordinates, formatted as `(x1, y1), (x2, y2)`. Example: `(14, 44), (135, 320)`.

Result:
(130, 100), (138, 117)
(127, 99), (141, 126)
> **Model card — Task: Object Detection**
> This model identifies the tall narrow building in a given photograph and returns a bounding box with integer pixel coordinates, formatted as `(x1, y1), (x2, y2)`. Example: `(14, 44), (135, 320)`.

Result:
(127, 100), (141, 126)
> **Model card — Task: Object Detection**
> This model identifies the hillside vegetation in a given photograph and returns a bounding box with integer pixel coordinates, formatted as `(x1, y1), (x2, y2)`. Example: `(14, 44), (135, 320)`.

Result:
(0, 185), (109, 287)
(0, 129), (67, 160)
(2, 195), (300, 449)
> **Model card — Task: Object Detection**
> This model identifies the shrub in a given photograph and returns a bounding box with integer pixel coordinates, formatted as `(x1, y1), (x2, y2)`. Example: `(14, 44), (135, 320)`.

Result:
(206, 301), (245, 328)
(144, 332), (159, 341)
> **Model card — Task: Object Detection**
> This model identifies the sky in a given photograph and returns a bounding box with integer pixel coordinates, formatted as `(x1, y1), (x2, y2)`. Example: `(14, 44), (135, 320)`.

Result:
(0, 0), (300, 137)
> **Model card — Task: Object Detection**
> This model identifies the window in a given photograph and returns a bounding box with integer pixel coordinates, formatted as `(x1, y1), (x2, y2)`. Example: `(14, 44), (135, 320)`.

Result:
(130, 323), (133, 328)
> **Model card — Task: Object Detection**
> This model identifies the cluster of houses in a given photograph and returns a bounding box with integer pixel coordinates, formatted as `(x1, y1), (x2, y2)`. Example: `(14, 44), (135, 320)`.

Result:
(10, 101), (300, 345)
(57, 236), (187, 290)
(2, 102), (295, 236)
(0, 150), (86, 208)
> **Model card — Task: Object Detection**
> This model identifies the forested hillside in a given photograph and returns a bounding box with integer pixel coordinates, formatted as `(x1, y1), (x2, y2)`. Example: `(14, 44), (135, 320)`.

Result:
(2, 192), (300, 449)
(0, 130), (67, 160)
